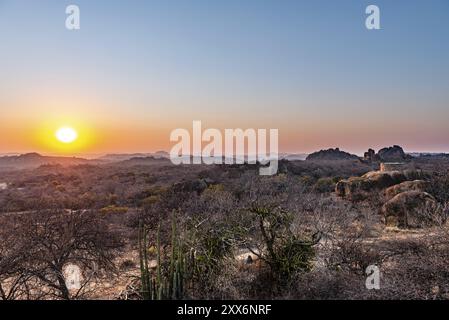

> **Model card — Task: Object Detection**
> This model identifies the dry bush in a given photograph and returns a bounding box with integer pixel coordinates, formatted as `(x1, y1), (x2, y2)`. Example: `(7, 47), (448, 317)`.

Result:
(0, 210), (122, 300)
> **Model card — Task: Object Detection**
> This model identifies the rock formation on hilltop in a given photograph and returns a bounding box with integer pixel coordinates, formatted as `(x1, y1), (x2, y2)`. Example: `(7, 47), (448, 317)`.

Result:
(363, 145), (412, 163)
(363, 148), (379, 162)
(306, 145), (411, 163)
(378, 145), (412, 162)
(306, 148), (359, 161)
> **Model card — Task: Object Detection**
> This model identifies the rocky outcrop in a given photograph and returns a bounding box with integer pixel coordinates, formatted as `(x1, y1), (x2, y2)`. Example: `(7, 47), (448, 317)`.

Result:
(335, 159), (442, 229)
(362, 145), (412, 163)
(307, 145), (411, 163)
(380, 162), (409, 172)
(363, 148), (379, 162)
(378, 145), (412, 162)
(336, 170), (424, 200)
(381, 191), (437, 229)
(384, 180), (428, 200)
(306, 148), (359, 161)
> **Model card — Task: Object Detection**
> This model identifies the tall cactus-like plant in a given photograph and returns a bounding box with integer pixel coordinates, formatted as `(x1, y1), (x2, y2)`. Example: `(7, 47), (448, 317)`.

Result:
(169, 210), (176, 294)
(156, 222), (162, 298)
(138, 221), (151, 300)
(138, 211), (190, 300)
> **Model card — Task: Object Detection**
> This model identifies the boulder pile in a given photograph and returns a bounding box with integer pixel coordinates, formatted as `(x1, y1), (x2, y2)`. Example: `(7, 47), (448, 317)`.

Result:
(384, 180), (428, 200)
(335, 169), (443, 229)
(336, 170), (424, 201)
(381, 191), (437, 229)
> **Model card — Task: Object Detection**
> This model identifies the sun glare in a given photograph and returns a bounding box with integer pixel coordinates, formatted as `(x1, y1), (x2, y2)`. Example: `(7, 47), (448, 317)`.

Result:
(56, 127), (78, 144)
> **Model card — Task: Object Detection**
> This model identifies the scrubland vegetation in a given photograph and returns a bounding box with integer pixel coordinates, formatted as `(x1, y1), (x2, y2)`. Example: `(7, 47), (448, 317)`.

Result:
(1, 156), (449, 300)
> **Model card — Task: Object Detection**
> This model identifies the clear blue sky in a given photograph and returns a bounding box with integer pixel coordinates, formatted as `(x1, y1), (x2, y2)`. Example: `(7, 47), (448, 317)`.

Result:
(1, 0), (448, 154)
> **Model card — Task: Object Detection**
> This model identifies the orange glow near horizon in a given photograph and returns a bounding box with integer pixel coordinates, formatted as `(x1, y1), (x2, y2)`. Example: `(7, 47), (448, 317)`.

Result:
(2, 111), (449, 156)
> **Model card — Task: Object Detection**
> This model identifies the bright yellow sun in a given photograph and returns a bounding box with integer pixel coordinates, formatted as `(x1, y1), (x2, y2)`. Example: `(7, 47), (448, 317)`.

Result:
(55, 127), (78, 144)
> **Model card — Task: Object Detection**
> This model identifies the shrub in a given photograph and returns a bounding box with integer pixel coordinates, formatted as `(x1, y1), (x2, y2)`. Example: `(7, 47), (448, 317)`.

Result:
(313, 177), (336, 193)
(244, 206), (318, 284)
(100, 205), (128, 215)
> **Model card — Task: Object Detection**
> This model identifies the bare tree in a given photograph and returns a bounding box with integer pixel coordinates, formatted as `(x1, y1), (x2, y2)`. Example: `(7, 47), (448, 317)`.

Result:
(11, 210), (121, 299)
(0, 216), (31, 300)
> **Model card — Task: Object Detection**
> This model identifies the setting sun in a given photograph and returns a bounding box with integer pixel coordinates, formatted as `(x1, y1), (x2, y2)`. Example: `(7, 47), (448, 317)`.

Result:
(32, 120), (96, 154)
(55, 127), (78, 144)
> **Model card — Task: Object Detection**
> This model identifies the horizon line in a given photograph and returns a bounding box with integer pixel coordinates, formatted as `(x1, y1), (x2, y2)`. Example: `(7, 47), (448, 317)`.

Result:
(2, 149), (449, 160)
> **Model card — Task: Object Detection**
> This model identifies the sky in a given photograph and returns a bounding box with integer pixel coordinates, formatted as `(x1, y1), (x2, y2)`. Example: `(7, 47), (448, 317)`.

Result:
(0, 0), (448, 155)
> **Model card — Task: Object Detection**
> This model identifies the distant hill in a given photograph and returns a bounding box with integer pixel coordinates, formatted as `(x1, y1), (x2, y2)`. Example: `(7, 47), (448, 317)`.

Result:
(0, 153), (20, 157)
(409, 153), (449, 159)
(117, 156), (171, 166)
(306, 148), (359, 161)
(99, 153), (153, 162)
(279, 153), (309, 161)
(0, 153), (97, 170)
(100, 151), (169, 162)
(153, 151), (169, 158)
